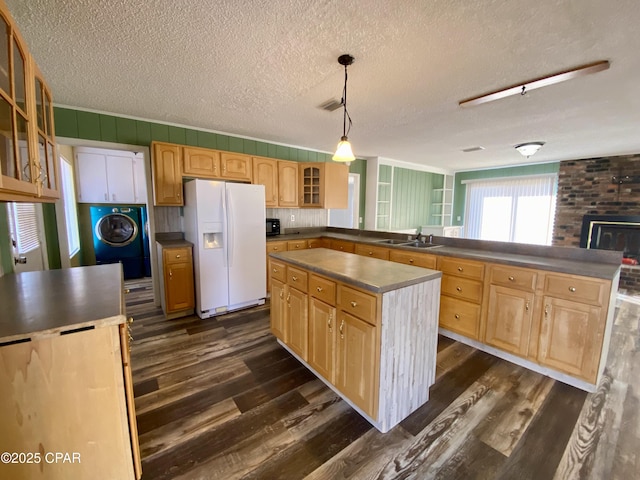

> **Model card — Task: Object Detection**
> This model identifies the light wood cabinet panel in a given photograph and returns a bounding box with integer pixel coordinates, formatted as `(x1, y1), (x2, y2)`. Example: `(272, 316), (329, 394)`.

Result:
(329, 239), (355, 253)
(286, 286), (308, 360)
(485, 285), (534, 357)
(266, 242), (287, 293)
(309, 274), (336, 305)
(119, 323), (142, 479)
(337, 285), (377, 326)
(389, 249), (437, 269)
(308, 237), (329, 249)
(287, 265), (308, 293)
(489, 264), (537, 291)
(183, 146), (220, 178)
(537, 296), (604, 382)
(220, 152), (252, 182)
(287, 240), (309, 251)
(441, 275), (483, 303)
(309, 298), (336, 383)
(269, 258), (287, 283)
(336, 311), (377, 417)
(252, 157), (277, 206)
(278, 160), (298, 207)
(152, 142), (183, 206)
(299, 162), (348, 208)
(439, 295), (481, 339)
(270, 278), (286, 341)
(438, 256), (485, 280)
(163, 246), (191, 264)
(354, 244), (390, 260)
(164, 260), (194, 313)
(543, 273), (607, 306)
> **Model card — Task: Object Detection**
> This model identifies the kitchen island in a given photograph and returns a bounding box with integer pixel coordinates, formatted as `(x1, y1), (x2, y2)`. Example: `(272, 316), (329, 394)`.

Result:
(0, 264), (141, 480)
(269, 248), (442, 433)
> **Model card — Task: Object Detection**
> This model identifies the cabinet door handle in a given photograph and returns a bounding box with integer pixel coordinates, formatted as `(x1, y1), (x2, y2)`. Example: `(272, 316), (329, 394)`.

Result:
(328, 313), (333, 332)
(273, 268), (278, 273)
(127, 317), (134, 325)
(339, 319), (345, 339)
(568, 286), (576, 292)
(169, 270), (173, 278)
(286, 293), (290, 303)
(350, 301), (357, 307)
(454, 314), (460, 319)
(292, 276), (298, 281)
(508, 276), (515, 282)
(456, 286), (462, 292)
(316, 286), (323, 292)
(124, 288), (131, 294)
(104, 193), (108, 201)
(544, 305), (549, 316)
(525, 301), (530, 311)
(457, 266), (463, 272)
(279, 291), (284, 299)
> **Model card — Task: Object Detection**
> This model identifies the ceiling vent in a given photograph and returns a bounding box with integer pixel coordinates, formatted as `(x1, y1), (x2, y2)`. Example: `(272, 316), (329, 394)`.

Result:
(319, 98), (343, 112)
(461, 146), (485, 153)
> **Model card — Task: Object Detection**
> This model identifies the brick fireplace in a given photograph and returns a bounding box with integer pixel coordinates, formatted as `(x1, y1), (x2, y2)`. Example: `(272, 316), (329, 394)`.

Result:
(553, 153), (640, 293)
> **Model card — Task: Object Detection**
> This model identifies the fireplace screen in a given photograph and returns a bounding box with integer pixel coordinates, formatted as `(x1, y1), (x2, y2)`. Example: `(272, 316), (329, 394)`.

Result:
(580, 215), (640, 263)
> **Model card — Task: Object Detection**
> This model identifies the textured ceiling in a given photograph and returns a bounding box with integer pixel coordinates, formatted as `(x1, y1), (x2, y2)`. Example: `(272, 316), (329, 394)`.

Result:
(6, 0), (640, 172)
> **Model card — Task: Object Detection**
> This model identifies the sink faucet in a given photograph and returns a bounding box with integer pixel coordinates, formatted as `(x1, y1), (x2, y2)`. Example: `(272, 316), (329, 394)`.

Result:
(415, 226), (422, 242)
(428, 234), (433, 244)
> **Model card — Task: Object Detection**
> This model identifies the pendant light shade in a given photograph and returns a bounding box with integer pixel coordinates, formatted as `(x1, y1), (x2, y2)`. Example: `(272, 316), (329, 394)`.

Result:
(333, 136), (355, 162)
(333, 54), (355, 163)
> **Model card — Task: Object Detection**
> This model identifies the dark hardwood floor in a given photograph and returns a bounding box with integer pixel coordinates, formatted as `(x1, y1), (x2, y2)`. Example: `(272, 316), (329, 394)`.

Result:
(124, 279), (640, 479)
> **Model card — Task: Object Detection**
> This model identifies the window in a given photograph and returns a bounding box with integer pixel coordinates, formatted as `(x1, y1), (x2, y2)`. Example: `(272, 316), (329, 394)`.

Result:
(7, 202), (40, 253)
(60, 155), (80, 256)
(464, 174), (557, 245)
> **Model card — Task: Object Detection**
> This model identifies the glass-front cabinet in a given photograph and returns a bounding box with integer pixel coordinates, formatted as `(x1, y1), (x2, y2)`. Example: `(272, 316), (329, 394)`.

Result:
(301, 165), (321, 206)
(0, 1), (58, 202)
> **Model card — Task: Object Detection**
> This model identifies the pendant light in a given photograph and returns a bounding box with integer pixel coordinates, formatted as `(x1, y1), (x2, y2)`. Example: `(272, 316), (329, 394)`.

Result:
(332, 54), (355, 163)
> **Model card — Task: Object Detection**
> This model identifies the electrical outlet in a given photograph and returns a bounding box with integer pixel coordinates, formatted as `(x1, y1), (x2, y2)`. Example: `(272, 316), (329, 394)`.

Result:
(457, 216), (461, 222)
(290, 214), (295, 222)
(359, 217), (363, 224)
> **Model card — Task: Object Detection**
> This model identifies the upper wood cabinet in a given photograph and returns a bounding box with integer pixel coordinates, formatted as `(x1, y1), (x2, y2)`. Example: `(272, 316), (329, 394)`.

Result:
(152, 142), (183, 206)
(220, 152), (252, 182)
(183, 146), (220, 178)
(0, 2), (59, 202)
(252, 157), (277, 206)
(278, 160), (298, 207)
(299, 162), (348, 208)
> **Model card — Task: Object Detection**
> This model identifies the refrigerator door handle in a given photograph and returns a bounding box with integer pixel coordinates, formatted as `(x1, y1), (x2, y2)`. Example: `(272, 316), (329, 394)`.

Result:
(226, 187), (235, 267)
(221, 184), (228, 268)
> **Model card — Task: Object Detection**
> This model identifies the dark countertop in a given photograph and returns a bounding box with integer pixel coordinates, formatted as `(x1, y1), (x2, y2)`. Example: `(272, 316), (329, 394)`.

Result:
(0, 264), (126, 344)
(270, 248), (441, 294)
(156, 238), (193, 248)
(267, 229), (621, 280)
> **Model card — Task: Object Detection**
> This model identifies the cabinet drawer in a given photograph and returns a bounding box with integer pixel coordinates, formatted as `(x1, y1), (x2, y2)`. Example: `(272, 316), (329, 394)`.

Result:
(287, 240), (309, 251)
(287, 266), (308, 292)
(438, 257), (485, 280)
(489, 264), (537, 292)
(163, 247), (191, 264)
(354, 244), (390, 260)
(307, 238), (328, 249)
(389, 250), (437, 269)
(439, 296), (481, 339)
(338, 285), (377, 325)
(441, 275), (483, 303)
(543, 274), (607, 306)
(267, 241), (288, 254)
(309, 274), (336, 305)
(270, 259), (287, 283)
(330, 239), (355, 253)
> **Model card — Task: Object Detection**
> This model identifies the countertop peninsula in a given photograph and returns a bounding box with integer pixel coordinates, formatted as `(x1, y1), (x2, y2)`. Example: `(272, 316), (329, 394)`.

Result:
(0, 264), (126, 344)
(270, 248), (441, 293)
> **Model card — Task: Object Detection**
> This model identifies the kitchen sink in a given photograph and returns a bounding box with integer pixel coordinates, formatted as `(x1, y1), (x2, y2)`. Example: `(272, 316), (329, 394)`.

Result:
(403, 241), (442, 249)
(377, 239), (413, 245)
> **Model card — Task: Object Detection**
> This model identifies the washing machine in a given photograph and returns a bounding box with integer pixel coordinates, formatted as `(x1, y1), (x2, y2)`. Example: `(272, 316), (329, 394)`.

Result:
(89, 206), (144, 279)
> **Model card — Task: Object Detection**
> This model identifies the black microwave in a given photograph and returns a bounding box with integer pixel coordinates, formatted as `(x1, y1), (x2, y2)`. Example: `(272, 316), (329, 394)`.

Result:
(266, 218), (280, 236)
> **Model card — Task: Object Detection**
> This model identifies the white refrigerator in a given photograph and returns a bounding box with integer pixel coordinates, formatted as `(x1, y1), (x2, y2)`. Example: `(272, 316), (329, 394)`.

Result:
(184, 179), (267, 318)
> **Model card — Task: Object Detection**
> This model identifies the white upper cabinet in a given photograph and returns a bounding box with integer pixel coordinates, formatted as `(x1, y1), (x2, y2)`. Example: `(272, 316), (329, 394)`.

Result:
(75, 147), (147, 204)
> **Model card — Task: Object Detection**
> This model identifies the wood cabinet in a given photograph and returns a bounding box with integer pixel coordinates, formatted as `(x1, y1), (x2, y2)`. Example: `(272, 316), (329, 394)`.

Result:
(437, 256), (485, 339)
(389, 249), (437, 269)
(287, 239), (309, 251)
(0, 2), (59, 202)
(354, 243), (390, 260)
(220, 152), (252, 182)
(252, 157), (277, 206)
(266, 241), (287, 293)
(278, 160), (298, 207)
(157, 244), (195, 318)
(308, 237), (329, 249)
(537, 273), (609, 382)
(152, 142), (183, 206)
(75, 147), (147, 204)
(270, 278), (286, 341)
(286, 284), (308, 360)
(484, 264), (537, 357)
(298, 162), (348, 208)
(329, 239), (355, 253)
(183, 146), (220, 178)
(309, 297), (336, 382)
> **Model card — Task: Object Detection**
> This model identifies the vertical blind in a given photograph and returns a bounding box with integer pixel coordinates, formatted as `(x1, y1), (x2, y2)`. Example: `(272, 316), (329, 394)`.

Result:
(464, 174), (557, 245)
(60, 156), (81, 256)
(7, 202), (41, 253)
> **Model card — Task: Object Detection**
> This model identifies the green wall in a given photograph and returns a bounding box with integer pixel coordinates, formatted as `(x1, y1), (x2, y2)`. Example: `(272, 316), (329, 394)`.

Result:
(42, 203), (61, 269)
(347, 158), (367, 227)
(390, 167), (441, 230)
(452, 162), (560, 226)
(0, 206), (12, 274)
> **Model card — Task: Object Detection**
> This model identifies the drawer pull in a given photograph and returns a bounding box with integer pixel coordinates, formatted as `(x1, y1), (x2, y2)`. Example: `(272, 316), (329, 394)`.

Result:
(176, 254), (181, 259)
(350, 301), (358, 308)
(127, 317), (134, 325)
(409, 259), (414, 263)
(339, 319), (345, 339)
(273, 247), (279, 251)
(295, 245), (300, 249)
(508, 276), (515, 281)
(457, 266), (463, 272)
(292, 276), (298, 281)
(273, 268), (278, 273)
(316, 286), (323, 292)
(569, 286), (577, 292)
(124, 288), (130, 294)
(454, 314), (460, 320)
(368, 251), (374, 255)
(456, 286), (462, 292)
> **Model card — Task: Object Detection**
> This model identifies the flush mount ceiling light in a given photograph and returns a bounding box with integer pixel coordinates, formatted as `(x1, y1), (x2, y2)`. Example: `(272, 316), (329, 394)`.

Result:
(332, 54), (355, 163)
(515, 142), (545, 158)
(459, 60), (609, 108)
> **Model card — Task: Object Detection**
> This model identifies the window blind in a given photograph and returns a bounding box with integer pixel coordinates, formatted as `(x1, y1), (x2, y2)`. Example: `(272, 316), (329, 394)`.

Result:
(464, 174), (557, 245)
(7, 203), (40, 254)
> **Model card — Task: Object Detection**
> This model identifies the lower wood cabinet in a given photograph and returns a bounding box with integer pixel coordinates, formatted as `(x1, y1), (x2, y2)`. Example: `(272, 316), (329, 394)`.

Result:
(354, 243), (390, 260)
(485, 284), (534, 357)
(329, 239), (355, 253)
(286, 286), (308, 359)
(270, 278), (286, 341)
(308, 297), (336, 382)
(157, 243), (195, 318)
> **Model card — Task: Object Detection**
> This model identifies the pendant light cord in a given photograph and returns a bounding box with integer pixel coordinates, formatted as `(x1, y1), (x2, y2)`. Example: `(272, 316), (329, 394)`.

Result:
(342, 64), (352, 137)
